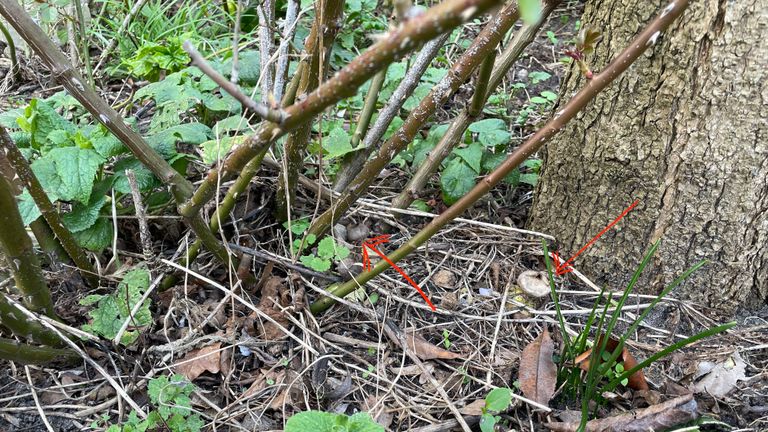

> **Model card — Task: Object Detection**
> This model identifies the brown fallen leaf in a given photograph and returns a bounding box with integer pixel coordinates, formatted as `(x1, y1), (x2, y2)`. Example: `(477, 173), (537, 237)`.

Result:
(690, 351), (747, 397)
(519, 327), (557, 406)
(460, 399), (487, 416)
(576, 336), (649, 391)
(545, 394), (697, 432)
(404, 330), (463, 361)
(254, 276), (292, 340)
(175, 343), (222, 381)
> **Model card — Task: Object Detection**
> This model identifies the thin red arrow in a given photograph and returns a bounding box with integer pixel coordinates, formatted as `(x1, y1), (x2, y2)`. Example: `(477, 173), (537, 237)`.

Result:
(362, 235), (436, 311)
(553, 200), (639, 276)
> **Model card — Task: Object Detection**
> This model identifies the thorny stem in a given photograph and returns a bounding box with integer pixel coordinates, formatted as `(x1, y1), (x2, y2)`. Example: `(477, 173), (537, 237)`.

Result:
(0, 176), (56, 319)
(0, 127), (99, 287)
(179, 0), (504, 221)
(0, 337), (76, 364)
(310, 0), (692, 313)
(275, 0), (345, 221)
(392, 0), (559, 211)
(306, 3), (521, 238)
(334, 33), (451, 193)
(0, 0), (233, 266)
(183, 41), (288, 124)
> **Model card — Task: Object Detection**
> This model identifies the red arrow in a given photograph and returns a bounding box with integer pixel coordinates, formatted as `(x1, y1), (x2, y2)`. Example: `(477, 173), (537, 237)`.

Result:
(553, 200), (639, 276)
(362, 235), (436, 311)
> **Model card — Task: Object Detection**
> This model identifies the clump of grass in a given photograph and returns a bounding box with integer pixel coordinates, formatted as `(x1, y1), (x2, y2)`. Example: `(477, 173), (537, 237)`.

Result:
(542, 239), (734, 431)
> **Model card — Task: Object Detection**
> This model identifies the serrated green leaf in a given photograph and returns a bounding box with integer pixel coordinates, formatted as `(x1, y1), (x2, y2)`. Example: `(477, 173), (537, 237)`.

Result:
(81, 268), (150, 344)
(285, 411), (337, 431)
(79, 294), (103, 306)
(453, 142), (483, 173)
(0, 107), (25, 128)
(213, 115), (250, 135)
(528, 71), (552, 84)
(441, 159), (476, 205)
(31, 147), (104, 205)
(519, 0), (543, 24)
(17, 190), (42, 226)
(316, 237), (337, 259)
(73, 217), (113, 252)
(62, 194), (107, 232)
(478, 129), (511, 147)
(200, 136), (243, 164)
(300, 255), (331, 272)
(283, 218), (310, 235)
(21, 99), (77, 150)
(485, 387), (512, 412)
(91, 133), (127, 158)
(147, 122), (211, 157)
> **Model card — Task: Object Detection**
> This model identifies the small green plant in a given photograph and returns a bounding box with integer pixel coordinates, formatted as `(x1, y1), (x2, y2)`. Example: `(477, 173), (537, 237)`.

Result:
(122, 35), (193, 82)
(479, 387), (513, 432)
(106, 374), (204, 432)
(285, 410), (383, 432)
(284, 219), (351, 272)
(442, 329), (452, 349)
(80, 268), (152, 345)
(542, 240), (735, 432)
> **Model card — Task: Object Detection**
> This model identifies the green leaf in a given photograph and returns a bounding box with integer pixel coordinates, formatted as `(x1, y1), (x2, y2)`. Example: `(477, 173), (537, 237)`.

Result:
(285, 411), (384, 432)
(528, 71), (551, 84)
(91, 132), (127, 158)
(541, 91), (558, 101)
(213, 115), (250, 134)
(300, 255), (331, 272)
(440, 159), (476, 205)
(481, 153), (520, 184)
(82, 268), (151, 344)
(18, 190), (42, 226)
(519, 0), (543, 24)
(485, 387), (512, 412)
(20, 99), (77, 150)
(468, 119), (506, 133)
(147, 123), (211, 157)
(62, 194), (107, 233)
(403, 83), (432, 111)
(113, 158), (161, 194)
(478, 129), (511, 147)
(31, 147), (105, 205)
(200, 136), (243, 164)
(411, 139), (436, 168)
(453, 142), (483, 173)
(316, 237), (337, 259)
(530, 96), (549, 104)
(73, 217), (113, 252)
(285, 411), (337, 432)
(0, 107), (25, 128)
(479, 413), (497, 432)
(283, 218), (310, 235)
(323, 127), (356, 158)
(519, 173), (539, 186)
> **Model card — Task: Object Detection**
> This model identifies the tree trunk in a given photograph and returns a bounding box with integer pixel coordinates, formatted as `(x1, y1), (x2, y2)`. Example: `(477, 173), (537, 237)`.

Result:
(528, 0), (767, 315)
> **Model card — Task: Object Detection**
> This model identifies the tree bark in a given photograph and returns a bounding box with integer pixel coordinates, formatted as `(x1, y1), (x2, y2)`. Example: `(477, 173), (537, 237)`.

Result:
(528, 0), (767, 315)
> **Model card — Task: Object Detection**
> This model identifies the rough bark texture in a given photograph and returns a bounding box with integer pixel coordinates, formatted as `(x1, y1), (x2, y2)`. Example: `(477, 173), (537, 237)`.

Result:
(528, 1), (767, 315)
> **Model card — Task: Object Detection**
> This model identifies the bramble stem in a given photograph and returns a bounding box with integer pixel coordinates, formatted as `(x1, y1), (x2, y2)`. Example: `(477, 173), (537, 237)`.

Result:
(0, 127), (99, 287)
(310, 0), (691, 313)
(393, 0), (558, 211)
(306, 3), (521, 238)
(0, 0), (233, 266)
(0, 176), (56, 318)
(275, 0), (345, 221)
(179, 0), (504, 221)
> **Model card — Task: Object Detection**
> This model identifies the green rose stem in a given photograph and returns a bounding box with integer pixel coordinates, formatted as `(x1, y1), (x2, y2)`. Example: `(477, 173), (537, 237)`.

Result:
(306, 2), (522, 238)
(392, 0), (560, 211)
(178, 0), (505, 222)
(0, 127), (99, 287)
(0, 337), (76, 364)
(310, 0), (690, 314)
(0, 0), (233, 266)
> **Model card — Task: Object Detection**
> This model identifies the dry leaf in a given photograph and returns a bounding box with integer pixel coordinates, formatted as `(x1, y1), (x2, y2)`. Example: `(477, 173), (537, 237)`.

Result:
(690, 351), (746, 397)
(175, 343), (222, 381)
(576, 336), (649, 391)
(545, 394), (697, 432)
(404, 330), (463, 361)
(255, 276), (292, 340)
(433, 270), (456, 289)
(460, 399), (487, 416)
(519, 328), (557, 405)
